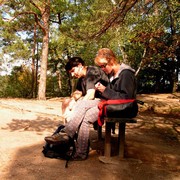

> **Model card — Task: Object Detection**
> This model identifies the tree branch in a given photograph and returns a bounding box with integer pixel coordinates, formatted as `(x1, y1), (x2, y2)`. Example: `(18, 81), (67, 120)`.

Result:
(49, 13), (66, 25)
(7, 11), (46, 34)
(60, 0), (138, 41)
(135, 47), (146, 76)
(90, 0), (138, 39)
(29, 0), (42, 12)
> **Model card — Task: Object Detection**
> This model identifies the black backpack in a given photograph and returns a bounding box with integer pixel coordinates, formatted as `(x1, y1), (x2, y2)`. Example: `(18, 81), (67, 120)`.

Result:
(42, 125), (76, 168)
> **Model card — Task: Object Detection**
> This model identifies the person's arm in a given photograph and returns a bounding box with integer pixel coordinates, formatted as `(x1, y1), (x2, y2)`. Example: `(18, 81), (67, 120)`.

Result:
(83, 66), (107, 100)
(96, 70), (136, 99)
(62, 90), (82, 115)
(71, 90), (83, 101)
(82, 89), (96, 100)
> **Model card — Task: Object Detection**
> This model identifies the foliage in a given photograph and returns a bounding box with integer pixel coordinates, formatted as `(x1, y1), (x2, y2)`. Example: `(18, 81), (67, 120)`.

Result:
(46, 73), (70, 97)
(0, 65), (32, 98)
(0, 0), (179, 98)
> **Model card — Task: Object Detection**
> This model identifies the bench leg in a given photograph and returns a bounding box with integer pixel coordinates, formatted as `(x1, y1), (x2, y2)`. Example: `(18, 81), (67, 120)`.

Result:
(104, 122), (111, 157)
(118, 123), (126, 158)
(98, 125), (102, 140)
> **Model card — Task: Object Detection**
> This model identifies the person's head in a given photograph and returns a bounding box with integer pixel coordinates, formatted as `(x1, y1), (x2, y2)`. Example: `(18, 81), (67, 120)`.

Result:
(94, 48), (119, 74)
(65, 57), (85, 78)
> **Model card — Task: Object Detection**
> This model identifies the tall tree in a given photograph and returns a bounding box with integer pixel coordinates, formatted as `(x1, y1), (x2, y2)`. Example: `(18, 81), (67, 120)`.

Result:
(31, 0), (50, 100)
(1, 0), (50, 99)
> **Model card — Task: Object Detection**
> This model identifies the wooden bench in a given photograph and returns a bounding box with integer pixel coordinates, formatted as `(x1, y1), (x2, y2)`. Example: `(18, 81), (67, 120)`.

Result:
(98, 117), (137, 159)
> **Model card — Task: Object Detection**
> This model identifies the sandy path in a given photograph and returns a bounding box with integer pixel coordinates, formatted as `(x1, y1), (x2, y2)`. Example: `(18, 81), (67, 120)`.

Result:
(0, 95), (180, 180)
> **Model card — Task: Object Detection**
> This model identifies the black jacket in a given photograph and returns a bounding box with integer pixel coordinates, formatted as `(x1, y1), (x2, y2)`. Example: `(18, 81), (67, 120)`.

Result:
(102, 63), (137, 100)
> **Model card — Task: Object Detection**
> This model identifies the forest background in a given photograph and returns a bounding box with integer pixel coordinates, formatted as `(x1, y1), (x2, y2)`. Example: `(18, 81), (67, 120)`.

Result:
(0, 0), (179, 99)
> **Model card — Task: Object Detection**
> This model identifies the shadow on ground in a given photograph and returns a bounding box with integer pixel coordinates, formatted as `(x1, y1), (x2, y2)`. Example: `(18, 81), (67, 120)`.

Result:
(2, 138), (179, 179)
(1, 116), (62, 134)
(1, 110), (180, 180)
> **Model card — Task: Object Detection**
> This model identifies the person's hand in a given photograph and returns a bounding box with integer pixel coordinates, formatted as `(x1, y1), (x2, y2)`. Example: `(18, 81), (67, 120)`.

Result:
(62, 99), (76, 119)
(62, 98), (72, 114)
(95, 82), (106, 93)
(62, 98), (76, 115)
(71, 90), (82, 101)
(68, 99), (76, 110)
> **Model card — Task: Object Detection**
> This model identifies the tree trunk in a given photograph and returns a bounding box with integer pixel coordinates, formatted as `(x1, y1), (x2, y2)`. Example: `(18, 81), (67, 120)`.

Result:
(31, 22), (37, 98)
(166, 0), (177, 93)
(38, 31), (49, 100)
(38, 2), (50, 100)
(135, 47), (147, 76)
(31, 49), (35, 98)
(118, 44), (128, 64)
(56, 71), (62, 91)
(35, 42), (39, 98)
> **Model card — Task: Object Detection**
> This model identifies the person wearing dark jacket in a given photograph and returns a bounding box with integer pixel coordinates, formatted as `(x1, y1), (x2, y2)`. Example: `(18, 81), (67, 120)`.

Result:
(45, 48), (138, 161)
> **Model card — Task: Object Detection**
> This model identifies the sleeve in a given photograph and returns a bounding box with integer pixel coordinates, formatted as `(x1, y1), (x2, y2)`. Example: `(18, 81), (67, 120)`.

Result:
(85, 66), (104, 90)
(76, 79), (83, 91)
(98, 68), (109, 86)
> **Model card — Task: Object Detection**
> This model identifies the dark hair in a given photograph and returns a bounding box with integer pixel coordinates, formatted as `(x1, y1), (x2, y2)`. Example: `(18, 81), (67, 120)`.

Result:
(65, 57), (85, 72)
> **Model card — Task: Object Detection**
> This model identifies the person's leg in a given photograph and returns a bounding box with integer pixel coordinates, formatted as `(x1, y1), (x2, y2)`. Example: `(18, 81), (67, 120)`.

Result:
(74, 105), (99, 159)
(45, 99), (100, 144)
(64, 99), (100, 138)
(111, 122), (116, 134)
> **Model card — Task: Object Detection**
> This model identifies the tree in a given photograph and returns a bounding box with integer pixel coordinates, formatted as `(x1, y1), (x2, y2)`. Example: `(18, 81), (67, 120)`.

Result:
(1, 0), (50, 99)
(32, 0), (50, 100)
(0, 65), (32, 98)
(0, 0), (179, 97)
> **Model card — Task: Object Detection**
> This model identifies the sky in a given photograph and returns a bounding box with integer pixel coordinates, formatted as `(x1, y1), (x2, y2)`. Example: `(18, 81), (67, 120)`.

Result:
(0, 54), (31, 76)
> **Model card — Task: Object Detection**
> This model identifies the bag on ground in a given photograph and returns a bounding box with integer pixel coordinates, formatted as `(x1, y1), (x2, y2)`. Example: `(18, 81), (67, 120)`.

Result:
(42, 124), (76, 167)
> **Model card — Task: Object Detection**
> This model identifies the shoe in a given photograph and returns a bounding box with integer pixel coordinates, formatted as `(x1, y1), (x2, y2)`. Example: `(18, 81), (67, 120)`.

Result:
(45, 131), (70, 145)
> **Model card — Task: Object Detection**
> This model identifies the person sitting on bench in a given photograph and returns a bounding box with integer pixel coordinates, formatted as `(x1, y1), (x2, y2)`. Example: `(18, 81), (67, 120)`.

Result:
(61, 56), (109, 123)
(44, 48), (138, 161)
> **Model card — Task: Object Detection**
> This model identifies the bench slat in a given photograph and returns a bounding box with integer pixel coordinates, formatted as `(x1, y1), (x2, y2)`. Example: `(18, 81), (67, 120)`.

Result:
(104, 117), (137, 123)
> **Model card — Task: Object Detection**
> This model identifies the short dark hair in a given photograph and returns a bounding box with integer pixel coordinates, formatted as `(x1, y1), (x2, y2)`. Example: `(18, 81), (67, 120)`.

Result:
(65, 57), (85, 72)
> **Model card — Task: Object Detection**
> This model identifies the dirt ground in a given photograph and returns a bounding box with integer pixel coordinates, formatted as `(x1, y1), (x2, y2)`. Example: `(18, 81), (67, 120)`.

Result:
(0, 93), (180, 180)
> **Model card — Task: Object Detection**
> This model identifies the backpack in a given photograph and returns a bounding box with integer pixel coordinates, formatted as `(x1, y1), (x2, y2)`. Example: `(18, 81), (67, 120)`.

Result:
(42, 125), (76, 168)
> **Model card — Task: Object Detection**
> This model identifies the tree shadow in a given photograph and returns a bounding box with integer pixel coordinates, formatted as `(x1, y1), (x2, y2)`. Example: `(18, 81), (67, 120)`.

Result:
(1, 110), (180, 179)
(124, 111), (180, 176)
(134, 111), (180, 141)
(2, 137), (178, 180)
(1, 116), (64, 133)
